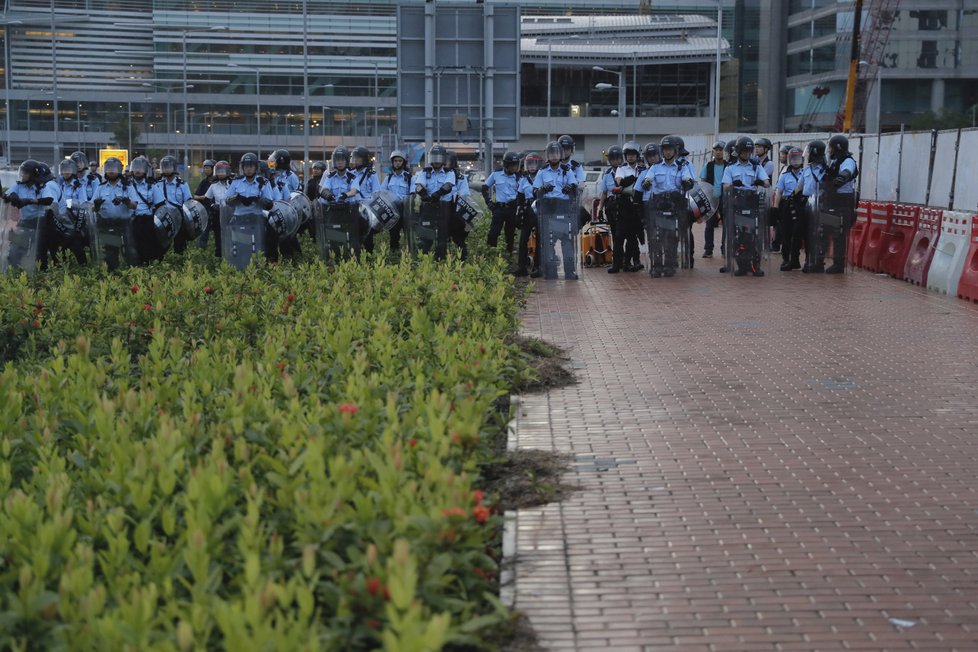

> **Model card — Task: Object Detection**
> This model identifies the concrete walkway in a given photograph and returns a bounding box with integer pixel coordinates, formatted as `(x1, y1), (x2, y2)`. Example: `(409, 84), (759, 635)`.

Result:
(507, 228), (978, 651)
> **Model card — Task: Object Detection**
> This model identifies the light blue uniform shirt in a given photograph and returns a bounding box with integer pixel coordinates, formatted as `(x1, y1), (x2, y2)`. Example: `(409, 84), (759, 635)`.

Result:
(381, 169), (412, 201)
(56, 177), (87, 211)
(532, 164), (575, 199)
(518, 175), (535, 201)
(411, 167), (457, 203)
(8, 181), (48, 221)
(350, 167), (378, 203)
(600, 167), (617, 194)
(129, 178), (156, 215)
(484, 170), (520, 203)
(565, 159), (586, 184)
(318, 169), (358, 205)
(722, 160), (770, 189)
(802, 164), (826, 197)
(227, 175), (274, 216)
(699, 161), (726, 199)
(152, 176), (192, 208)
(828, 157), (858, 194)
(274, 169), (300, 200)
(450, 170), (470, 199)
(775, 167), (805, 196)
(75, 173), (100, 201)
(645, 160), (694, 195)
(93, 179), (135, 214)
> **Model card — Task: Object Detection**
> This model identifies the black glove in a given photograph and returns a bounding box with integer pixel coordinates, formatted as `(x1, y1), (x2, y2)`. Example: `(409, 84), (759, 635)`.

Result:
(732, 179), (744, 188)
(753, 179), (766, 187)
(261, 199), (274, 211)
(5, 192), (20, 207)
(112, 196), (126, 205)
(94, 198), (105, 210)
(240, 195), (254, 206)
(487, 200), (498, 211)
(681, 178), (694, 192)
(832, 175), (846, 188)
(72, 179), (81, 190)
(431, 182), (453, 201)
(416, 186), (430, 201)
(563, 183), (578, 195)
(619, 175), (637, 188)
(542, 183), (555, 194)
(226, 193), (239, 205)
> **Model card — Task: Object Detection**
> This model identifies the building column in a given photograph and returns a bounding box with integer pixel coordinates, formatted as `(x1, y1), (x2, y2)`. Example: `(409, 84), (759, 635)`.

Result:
(931, 78), (945, 113)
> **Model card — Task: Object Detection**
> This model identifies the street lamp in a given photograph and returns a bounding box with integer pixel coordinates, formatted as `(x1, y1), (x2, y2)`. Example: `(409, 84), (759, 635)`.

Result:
(229, 63), (261, 158)
(593, 66), (625, 145)
(181, 26), (227, 168)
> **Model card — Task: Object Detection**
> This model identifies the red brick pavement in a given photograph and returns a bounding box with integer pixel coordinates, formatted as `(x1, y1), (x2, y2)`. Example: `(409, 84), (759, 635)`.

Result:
(506, 231), (978, 652)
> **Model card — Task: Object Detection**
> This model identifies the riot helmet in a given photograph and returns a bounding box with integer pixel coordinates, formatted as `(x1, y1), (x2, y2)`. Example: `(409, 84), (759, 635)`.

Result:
(214, 161), (231, 180)
(787, 146), (804, 168)
(160, 155), (178, 176)
(806, 140), (826, 165)
(445, 150), (458, 170)
(660, 135), (681, 161)
(754, 137), (772, 155)
(607, 145), (624, 167)
(269, 149), (290, 171)
(545, 141), (563, 165)
(201, 159), (217, 176)
(69, 151), (88, 174)
(735, 136), (755, 161)
(130, 156), (150, 179)
(557, 134), (575, 160)
(331, 146), (350, 171)
(502, 150), (520, 173)
(428, 144), (447, 168)
(59, 159), (76, 179)
(103, 157), (123, 180)
(828, 134), (849, 159)
(312, 160), (328, 174)
(18, 159), (40, 184)
(523, 152), (543, 175)
(622, 140), (641, 163)
(713, 141), (726, 151)
(725, 140), (737, 160)
(389, 149), (407, 171)
(239, 152), (260, 178)
(643, 142), (660, 165)
(351, 146), (370, 169)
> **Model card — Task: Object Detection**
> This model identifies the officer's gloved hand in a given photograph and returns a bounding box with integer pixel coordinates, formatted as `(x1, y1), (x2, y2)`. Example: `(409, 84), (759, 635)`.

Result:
(261, 199), (274, 211)
(431, 182), (453, 201)
(681, 178), (695, 191)
(611, 186), (623, 195)
(487, 200), (498, 211)
(226, 193), (239, 205)
(563, 183), (578, 195)
(72, 180), (81, 190)
(5, 192), (20, 207)
(732, 180), (744, 188)
(542, 183), (555, 194)
(620, 175), (637, 188)
(832, 175), (847, 188)
(112, 196), (126, 205)
(240, 195), (254, 206)
(641, 178), (652, 190)
(319, 187), (335, 202)
(416, 185), (430, 201)
(94, 198), (105, 210)
(753, 179), (766, 187)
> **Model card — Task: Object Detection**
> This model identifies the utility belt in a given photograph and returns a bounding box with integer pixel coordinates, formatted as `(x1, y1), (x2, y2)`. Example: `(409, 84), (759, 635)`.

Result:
(496, 199), (518, 210)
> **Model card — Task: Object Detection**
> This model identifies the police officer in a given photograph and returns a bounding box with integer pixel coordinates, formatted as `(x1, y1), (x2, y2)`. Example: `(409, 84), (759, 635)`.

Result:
(267, 149), (302, 260)
(753, 138), (775, 179)
(2, 160), (57, 270)
(721, 136), (770, 276)
(813, 135), (858, 274)
(672, 135), (697, 267)
(411, 144), (457, 259)
(381, 149), (412, 251)
(778, 145), (792, 173)
(609, 141), (643, 273)
(773, 146), (807, 271)
(532, 141), (578, 280)
(700, 141), (726, 258)
(70, 151), (100, 200)
(307, 161), (326, 200)
(445, 150), (472, 260)
(318, 147), (357, 204)
(642, 135), (695, 277)
(128, 156), (158, 265)
(88, 160), (103, 184)
(202, 160), (231, 257)
(345, 146), (377, 252)
(91, 157), (136, 271)
(225, 152), (275, 263)
(195, 159), (217, 199)
(152, 155), (193, 256)
(483, 151), (521, 255)
(515, 151), (542, 277)
(597, 144), (623, 238)
(801, 139), (828, 273)
(557, 134), (586, 185)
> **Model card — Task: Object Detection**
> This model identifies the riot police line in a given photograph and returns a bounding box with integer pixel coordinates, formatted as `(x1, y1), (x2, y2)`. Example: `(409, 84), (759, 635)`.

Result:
(0, 132), (858, 279)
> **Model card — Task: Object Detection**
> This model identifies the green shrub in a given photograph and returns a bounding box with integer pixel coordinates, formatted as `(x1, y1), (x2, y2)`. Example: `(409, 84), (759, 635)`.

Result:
(0, 250), (527, 651)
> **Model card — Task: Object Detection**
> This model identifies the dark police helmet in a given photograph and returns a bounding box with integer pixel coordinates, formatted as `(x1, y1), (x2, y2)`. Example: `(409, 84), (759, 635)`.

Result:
(735, 136), (755, 153)
(557, 134), (575, 157)
(351, 146), (370, 167)
(806, 139), (827, 163)
(69, 150), (88, 172)
(427, 144), (447, 167)
(269, 149), (291, 171)
(607, 145), (624, 164)
(755, 137), (773, 151)
(502, 151), (520, 168)
(159, 155), (178, 175)
(545, 141), (563, 164)
(659, 135), (682, 153)
(239, 152), (260, 175)
(828, 134), (849, 158)
(331, 146), (351, 167)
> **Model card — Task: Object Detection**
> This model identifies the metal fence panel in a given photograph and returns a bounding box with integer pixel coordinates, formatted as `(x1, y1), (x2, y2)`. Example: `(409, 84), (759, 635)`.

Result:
(857, 135), (879, 202)
(955, 129), (978, 212)
(928, 130), (959, 209)
(898, 131), (933, 205)
(876, 133), (902, 202)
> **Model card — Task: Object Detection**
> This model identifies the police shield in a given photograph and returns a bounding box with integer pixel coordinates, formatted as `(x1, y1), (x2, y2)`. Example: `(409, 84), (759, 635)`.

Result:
(92, 199), (138, 270)
(153, 204), (182, 253)
(181, 199), (209, 240)
(723, 187), (768, 276)
(289, 191), (313, 225)
(266, 200), (300, 239)
(221, 205), (266, 271)
(688, 180), (718, 222)
(405, 194), (451, 259)
(0, 203), (43, 275)
(809, 186), (855, 272)
(359, 189), (401, 232)
(536, 197), (580, 280)
(315, 201), (363, 260)
(643, 190), (688, 276)
(455, 194), (485, 232)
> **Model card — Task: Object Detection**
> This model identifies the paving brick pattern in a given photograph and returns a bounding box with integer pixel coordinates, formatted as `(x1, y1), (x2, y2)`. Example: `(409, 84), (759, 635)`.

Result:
(508, 228), (978, 652)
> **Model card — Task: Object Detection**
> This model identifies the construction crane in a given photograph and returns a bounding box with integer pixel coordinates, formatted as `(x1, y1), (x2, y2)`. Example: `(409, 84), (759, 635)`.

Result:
(836, 0), (901, 132)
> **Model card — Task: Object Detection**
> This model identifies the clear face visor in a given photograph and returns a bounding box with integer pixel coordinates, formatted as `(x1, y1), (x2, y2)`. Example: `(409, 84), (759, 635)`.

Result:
(215, 164), (230, 179)
(525, 157), (542, 173)
(560, 142), (573, 158)
(661, 145), (675, 159)
(160, 159), (176, 175)
(60, 161), (76, 177)
(428, 151), (445, 167)
(608, 153), (623, 165)
(104, 160), (123, 177)
(131, 160), (149, 177)
(788, 152), (804, 167)
(546, 146), (562, 163)
(240, 161), (257, 176)
(19, 165), (33, 183)
(503, 160), (518, 173)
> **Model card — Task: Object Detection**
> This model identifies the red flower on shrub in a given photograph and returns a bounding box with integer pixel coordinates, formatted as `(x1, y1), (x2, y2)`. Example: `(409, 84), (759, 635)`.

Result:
(143, 303), (153, 311)
(339, 403), (358, 415)
(31, 320), (41, 328)
(438, 529), (458, 543)
(366, 576), (381, 596)
(408, 438), (418, 448)
(472, 489), (485, 505)
(130, 285), (139, 294)
(441, 507), (467, 519)
(450, 433), (462, 444)
(287, 293), (296, 303)
(203, 286), (214, 294)
(32, 307), (43, 315)
(474, 567), (487, 579)
(473, 506), (491, 524)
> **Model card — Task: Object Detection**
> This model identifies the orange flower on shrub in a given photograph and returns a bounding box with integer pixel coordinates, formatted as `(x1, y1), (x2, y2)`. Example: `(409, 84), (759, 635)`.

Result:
(338, 403), (358, 415)
(473, 506), (490, 524)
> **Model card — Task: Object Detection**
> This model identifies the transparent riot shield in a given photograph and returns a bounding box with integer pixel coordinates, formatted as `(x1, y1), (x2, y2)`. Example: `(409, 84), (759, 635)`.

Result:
(405, 194), (451, 259)
(756, 186), (773, 255)
(811, 186), (855, 273)
(688, 179), (718, 223)
(779, 189), (808, 270)
(643, 190), (686, 277)
(315, 201), (363, 260)
(0, 203), (43, 275)
(723, 187), (768, 277)
(359, 189), (401, 233)
(221, 205), (266, 271)
(536, 197), (580, 280)
(181, 199), (209, 241)
(93, 200), (138, 271)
